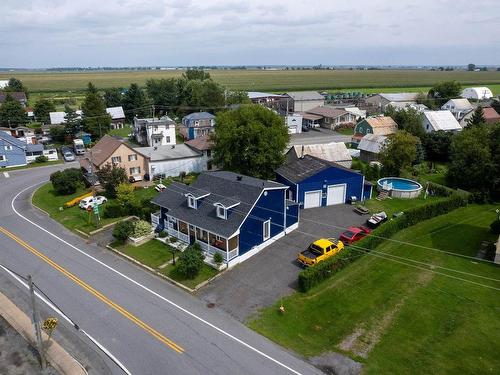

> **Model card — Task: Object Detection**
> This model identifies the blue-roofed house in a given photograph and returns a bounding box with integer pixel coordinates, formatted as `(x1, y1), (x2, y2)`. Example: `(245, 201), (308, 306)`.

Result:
(0, 131), (28, 168)
(180, 112), (216, 140)
(151, 171), (299, 267)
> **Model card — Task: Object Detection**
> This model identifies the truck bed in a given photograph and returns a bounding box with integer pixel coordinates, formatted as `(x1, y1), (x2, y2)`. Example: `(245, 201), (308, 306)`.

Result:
(300, 249), (320, 260)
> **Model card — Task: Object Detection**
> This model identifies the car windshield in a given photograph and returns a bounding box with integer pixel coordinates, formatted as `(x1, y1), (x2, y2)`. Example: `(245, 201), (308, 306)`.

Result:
(343, 231), (355, 238)
(309, 244), (324, 255)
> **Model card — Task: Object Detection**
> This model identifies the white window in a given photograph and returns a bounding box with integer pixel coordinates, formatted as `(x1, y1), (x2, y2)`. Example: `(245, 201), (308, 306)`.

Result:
(129, 166), (140, 175)
(187, 195), (196, 209)
(128, 154), (137, 161)
(263, 220), (271, 241)
(166, 136), (171, 143)
(111, 156), (121, 164)
(0, 155), (5, 161)
(216, 205), (226, 219)
(4, 145), (13, 151)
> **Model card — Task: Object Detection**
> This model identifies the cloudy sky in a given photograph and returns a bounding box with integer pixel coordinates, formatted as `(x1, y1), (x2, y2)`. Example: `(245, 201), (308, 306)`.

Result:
(1, 0), (499, 68)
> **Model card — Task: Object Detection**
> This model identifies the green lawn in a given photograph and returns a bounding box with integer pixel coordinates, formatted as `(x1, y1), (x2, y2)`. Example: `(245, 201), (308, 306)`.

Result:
(364, 195), (445, 217)
(335, 127), (355, 136)
(3, 160), (64, 172)
(160, 262), (219, 289)
(248, 204), (500, 374)
(32, 182), (158, 234)
(114, 239), (175, 269)
(108, 125), (132, 138)
(417, 162), (449, 186)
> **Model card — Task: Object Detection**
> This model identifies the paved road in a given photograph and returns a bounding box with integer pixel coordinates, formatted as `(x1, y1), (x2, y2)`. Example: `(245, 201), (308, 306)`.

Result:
(0, 165), (323, 375)
(289, 129), (351, 146)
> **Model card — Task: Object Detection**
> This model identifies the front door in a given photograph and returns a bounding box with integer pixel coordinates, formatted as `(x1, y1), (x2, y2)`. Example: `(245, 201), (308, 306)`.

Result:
(189, 225), (196, 244)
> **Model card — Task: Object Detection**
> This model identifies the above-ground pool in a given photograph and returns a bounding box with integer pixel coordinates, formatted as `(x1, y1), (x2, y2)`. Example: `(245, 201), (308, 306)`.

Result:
(377, 177), (423, 199)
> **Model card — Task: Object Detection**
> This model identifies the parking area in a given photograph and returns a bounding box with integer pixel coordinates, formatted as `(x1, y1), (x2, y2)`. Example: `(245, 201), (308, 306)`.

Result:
(197, 204), (369, 322)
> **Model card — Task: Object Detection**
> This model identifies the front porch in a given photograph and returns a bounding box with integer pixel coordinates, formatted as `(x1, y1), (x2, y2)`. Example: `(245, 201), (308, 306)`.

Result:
(156, 213), (239, 263)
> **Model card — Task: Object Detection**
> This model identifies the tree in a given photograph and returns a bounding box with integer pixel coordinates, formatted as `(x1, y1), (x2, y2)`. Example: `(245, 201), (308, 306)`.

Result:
(131, 220), (152, 238)
(49, 125), (66, 143)
(466, 106), (486, 127)
(421, 131), (453, 162)
(177, 243), (204, 279)
(33, 99), (56, 124)
(428, 81), (462, 106)
(5, 77), (28, 97)
(212, 105), (289, 179)
(146, 78), (179, 114)
(379, 131), (419, 176)
(182, 69), (211, 81)
(103, 88), (123, 107)
(116, 182), (138, 212)
(49, 168), (84, 195)
(122, 83), (150, 121)
(64, 104), (81, 136)
(81, 82), (111, 138)
(467, 63), (476, 71)
(384, 106), (425, 138)
(226, 90), (251, 105)
(447, 125), (494, 198)
(112, 220), (134, 243)
(491, 100), (500, 114)
(0, 94), (28, 127)
(96, 163), (128, 198)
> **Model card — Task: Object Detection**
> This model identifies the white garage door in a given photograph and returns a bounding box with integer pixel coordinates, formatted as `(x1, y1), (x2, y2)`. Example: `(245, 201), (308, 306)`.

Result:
(327, 184), (346, 206)
(304, 190), (322, 209)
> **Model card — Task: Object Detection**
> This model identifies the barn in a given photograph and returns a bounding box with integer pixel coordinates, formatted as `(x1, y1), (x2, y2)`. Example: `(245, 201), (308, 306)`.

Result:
(276, 155), (370, 209)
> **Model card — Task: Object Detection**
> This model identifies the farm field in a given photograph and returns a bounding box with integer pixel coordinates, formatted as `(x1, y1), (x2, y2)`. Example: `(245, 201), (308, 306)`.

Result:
(248, 204), (500, 374)
(2, 69), (500, 94)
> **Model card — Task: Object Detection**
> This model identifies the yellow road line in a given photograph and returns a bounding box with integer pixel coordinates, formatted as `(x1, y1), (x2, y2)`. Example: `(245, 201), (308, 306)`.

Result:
(0, 226), (184, 354)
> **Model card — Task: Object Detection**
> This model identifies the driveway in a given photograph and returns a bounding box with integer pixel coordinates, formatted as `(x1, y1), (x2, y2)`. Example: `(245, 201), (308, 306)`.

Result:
(198, 204), (369, 322)
(289, 128), (351, 146)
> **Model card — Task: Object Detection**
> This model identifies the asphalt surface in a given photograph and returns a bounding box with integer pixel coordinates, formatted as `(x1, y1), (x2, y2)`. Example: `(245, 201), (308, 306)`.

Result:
(199, 205), (368, 322)
(0, 164), (324, 375)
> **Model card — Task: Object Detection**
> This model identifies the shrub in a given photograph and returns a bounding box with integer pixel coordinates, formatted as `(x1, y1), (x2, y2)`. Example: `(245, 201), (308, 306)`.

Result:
(131, 220), (152, 238)
(49, 168), (84, 195)
(112, 221), (134, 243)
(103, 201), (125, 218)
(490, 220), (500, 235)
(177, 243), (205, 279)
(213, 252), (223, 265)
(158, 231), (168, 238)
(35, 155), (48, 163)
(297, 194), (468, 292)
(169, 237), (178, 243)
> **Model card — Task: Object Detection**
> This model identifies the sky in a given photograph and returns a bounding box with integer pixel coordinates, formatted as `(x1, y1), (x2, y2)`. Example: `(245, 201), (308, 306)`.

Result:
(1, 0), (499, 68)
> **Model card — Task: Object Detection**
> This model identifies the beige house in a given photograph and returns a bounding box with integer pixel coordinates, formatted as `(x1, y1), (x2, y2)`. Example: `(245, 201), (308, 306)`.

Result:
(80, 135), (148, 181)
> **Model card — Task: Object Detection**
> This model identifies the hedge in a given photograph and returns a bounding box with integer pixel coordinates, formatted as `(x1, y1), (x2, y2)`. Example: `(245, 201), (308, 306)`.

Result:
(297, 193), (468, 292)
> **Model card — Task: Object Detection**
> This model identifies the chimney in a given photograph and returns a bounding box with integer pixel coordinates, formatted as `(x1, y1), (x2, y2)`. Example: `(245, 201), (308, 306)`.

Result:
(300, 145), (305, 159)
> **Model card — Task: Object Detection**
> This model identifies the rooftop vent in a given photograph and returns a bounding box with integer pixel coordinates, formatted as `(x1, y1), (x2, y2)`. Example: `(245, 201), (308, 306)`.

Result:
(236, 175), (243, 181)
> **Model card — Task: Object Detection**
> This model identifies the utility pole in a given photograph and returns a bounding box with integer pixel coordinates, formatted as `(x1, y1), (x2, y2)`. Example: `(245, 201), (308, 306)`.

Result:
(28, 275), (46, 370)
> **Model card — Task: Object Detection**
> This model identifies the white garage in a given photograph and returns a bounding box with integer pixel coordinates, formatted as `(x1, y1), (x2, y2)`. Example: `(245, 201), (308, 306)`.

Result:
(304, 190), (322, 209)
(326, 184), (346, 206)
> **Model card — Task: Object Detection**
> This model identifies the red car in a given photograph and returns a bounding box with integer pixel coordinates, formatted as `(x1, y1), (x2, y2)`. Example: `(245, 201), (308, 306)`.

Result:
(339, 226), (371, 245)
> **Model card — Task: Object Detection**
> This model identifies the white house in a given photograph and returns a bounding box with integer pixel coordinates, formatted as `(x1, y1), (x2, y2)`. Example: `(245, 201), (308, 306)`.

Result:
(461, 87), (493, 100)
(106, 106), (126, 129)
(422, 110), (462, 133)
(343, 106), (367, 120)
(0, 80), (9, 89)
(135, 144), (205, 178)
(25, 144), (59, 163)
(133, 116), (176, 147)
(440, 99), (474, 120)
(387, 101), (428, 113)
(285, 113), (303, 134)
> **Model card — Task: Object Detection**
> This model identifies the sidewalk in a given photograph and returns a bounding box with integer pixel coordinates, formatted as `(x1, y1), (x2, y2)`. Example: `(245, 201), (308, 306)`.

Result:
(0, 291), (86, 375)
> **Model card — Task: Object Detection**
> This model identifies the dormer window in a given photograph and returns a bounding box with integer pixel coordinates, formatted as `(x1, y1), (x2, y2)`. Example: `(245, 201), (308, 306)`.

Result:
(216, 205), (226, 219)
(187, 195), (197, 209)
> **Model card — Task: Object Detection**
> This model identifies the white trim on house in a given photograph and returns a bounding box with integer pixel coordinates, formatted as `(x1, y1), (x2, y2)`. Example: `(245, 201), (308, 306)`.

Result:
(263, 219), (271, 241)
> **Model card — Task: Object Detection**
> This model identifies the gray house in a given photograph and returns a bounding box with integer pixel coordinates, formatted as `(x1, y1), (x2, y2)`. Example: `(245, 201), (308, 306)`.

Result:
(357, 134), (388, 163)
(280, 91), (325, 112)
(0, 131), (28, 168)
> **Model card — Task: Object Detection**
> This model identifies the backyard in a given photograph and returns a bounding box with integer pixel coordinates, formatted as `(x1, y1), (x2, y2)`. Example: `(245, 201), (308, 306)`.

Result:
(248, 204), (500, 374)
(32, 182), (158, 235)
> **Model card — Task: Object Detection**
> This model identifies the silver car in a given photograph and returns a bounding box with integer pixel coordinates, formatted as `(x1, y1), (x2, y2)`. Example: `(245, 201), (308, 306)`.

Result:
(63, 150), (76, 162)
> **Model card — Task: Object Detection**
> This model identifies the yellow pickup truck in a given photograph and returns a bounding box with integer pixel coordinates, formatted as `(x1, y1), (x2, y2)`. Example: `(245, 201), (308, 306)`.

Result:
(297, 238), (344, 267)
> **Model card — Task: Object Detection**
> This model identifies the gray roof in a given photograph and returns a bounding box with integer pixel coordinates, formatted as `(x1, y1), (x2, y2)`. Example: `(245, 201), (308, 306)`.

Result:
(286, 91), (325, 101)
(290, 143), (352, 164)
(183, 112), (215, 121)
(26, 143), (44, 152)
(181, 184), (211, 199)
(0, 131), (27, 149)
(379, 93), (419, 102)
(423, 110), (462, 132)
(248, 92), (285, 100)
(276, 154), (359, 183)
(134, 144), (201, 161)
(357, 134), (387, 154)
(152, 171), (286, 237)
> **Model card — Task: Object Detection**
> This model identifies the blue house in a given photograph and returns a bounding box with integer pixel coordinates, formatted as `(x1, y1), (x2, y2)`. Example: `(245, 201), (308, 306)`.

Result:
(181, 112), (216, 140)
(0, 131), (28, 168)
(152, 171), (299, 266)
(276, 155), (371, 209)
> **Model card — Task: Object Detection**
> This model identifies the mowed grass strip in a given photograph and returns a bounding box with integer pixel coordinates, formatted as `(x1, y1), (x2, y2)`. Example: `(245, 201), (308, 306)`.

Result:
(248, 204), (500, 374)
(3, 69), (500, 93)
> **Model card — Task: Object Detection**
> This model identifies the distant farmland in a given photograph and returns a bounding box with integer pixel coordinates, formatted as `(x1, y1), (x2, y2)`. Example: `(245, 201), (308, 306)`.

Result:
(2, 69), (500, 94)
